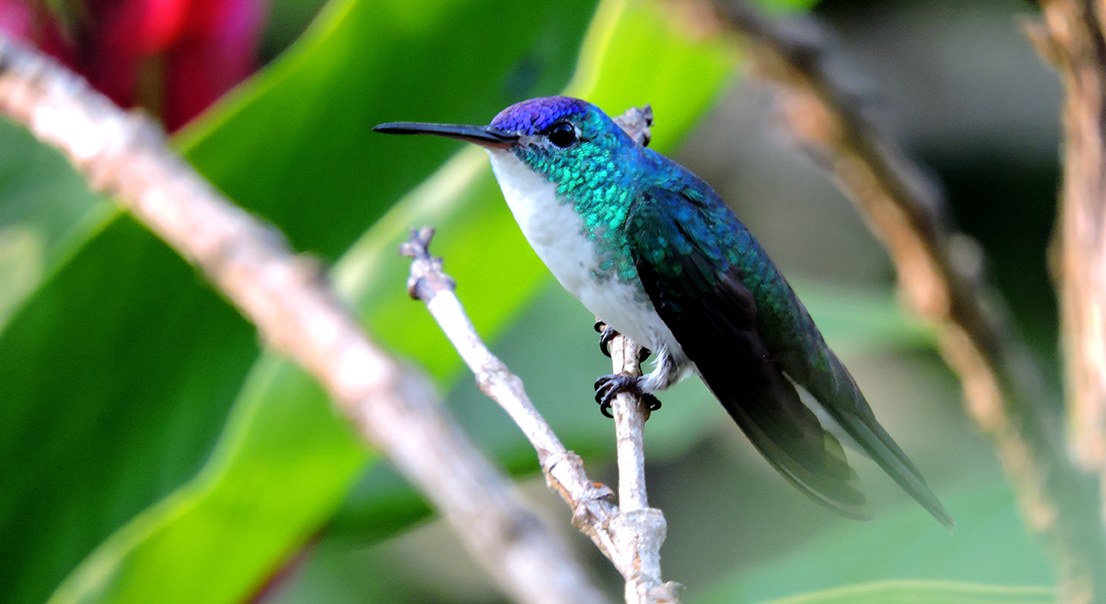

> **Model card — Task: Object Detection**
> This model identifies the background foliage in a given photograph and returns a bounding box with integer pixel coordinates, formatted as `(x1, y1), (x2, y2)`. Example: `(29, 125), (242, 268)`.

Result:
(0, 0), (1064, 602)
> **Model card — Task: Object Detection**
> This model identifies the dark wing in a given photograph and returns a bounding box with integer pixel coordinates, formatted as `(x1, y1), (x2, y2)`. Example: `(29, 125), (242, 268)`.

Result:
(626, 186), (867, 519)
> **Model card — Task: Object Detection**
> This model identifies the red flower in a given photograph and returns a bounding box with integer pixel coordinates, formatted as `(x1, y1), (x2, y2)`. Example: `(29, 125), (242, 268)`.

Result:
(0, 0), (268, 131)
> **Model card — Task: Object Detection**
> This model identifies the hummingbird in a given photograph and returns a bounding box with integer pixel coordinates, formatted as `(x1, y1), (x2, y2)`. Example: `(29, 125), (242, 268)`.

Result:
(374, 96), (953, 528)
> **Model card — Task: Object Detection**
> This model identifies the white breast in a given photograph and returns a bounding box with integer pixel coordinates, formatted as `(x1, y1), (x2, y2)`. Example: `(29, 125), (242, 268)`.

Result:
(486, 149), (682, 361)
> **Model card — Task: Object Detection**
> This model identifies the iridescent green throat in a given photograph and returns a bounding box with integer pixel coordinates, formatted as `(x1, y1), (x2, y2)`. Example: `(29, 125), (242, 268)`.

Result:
(511, 112), (643, 283)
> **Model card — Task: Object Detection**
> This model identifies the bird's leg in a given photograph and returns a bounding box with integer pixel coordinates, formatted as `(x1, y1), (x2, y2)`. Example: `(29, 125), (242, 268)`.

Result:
(592, 320), (662, 417)
(593, 375), (662, 418)
(593, 320), (651, 362)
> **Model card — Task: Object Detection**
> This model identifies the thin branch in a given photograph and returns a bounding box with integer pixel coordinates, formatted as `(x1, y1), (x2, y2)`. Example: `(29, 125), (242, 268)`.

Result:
(605, 327), (676, 604)
(706, 0), (1106, 600)
(403, 227), (681, 604)
(610, 334), (652, 513)
(0, 35), (607, 604)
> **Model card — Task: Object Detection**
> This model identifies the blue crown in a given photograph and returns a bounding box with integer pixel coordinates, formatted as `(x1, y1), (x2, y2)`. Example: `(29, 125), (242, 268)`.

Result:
(490, 96), (589, 135)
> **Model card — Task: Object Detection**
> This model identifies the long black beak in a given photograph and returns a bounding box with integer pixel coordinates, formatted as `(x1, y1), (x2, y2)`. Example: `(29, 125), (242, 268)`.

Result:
(372, 122), (518, 149)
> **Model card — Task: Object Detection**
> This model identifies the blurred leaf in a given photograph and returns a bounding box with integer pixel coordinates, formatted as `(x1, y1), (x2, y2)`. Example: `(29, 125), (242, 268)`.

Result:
(752, 0), (820, 14)
(44, 0), (737, 603)
(177, 0), (600, 260)
(47, 355), (364, 604)
(791, 279), (934, 354)
(692, 484), (1053, 604)
(752, 581), (1053, 604)
(0, 117), (114, 325)
(0, 218), (260, 604)
(9, 0), (595, 602)
(263, 0), (329, 59)
(0, 110), (243, 604)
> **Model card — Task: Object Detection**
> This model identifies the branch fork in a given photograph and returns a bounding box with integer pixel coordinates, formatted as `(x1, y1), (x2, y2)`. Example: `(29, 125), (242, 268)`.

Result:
(401, 226), (681, 604)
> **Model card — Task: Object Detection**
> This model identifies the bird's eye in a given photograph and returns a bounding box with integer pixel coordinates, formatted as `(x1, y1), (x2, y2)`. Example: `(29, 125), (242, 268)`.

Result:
(547, 121), (577, 148)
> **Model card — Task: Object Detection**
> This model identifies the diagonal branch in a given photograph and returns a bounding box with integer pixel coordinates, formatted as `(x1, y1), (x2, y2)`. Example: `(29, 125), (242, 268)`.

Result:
(403, 226), (680, 604)
(706, 0), (1106, 601)
(0, 35), (607, 604)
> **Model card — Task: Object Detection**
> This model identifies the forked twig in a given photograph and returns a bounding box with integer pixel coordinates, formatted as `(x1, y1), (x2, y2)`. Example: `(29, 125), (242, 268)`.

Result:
(402, 227), (680, 604)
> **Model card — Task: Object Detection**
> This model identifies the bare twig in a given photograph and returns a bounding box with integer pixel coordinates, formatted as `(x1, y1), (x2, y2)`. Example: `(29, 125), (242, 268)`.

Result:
(706, 0), (1106, 600)
(0, 35), (607, 604)
(403, 227), (680, 604)
(614, 104), (655, 148)
(605, 327), (679, 604)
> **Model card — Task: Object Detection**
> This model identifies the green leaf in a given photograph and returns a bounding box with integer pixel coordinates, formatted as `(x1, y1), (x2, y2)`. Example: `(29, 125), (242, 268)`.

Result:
(47, 355), (364, 604)
(751, 0), (820, 14)
(0, 218), (260, 604)
(176, 0), (601, 260)
(0, 117), (114, 325)
(0, 114), (242, 604)
(752, 581), (1053, 604)
(7, 0), (597, 602)
(42, 1), (737, 603)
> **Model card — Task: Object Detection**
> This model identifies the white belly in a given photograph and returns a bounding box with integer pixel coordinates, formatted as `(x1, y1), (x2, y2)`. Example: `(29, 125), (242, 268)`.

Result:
(487, 149), (681, 358)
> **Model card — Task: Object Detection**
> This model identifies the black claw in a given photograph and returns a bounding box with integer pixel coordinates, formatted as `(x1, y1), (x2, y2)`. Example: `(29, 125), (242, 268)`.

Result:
(594, 320), (649, 362)
(593, 374), (661, 418)
(598, 327), (618, 358)
(593, 374), (628, 417)
(594, 320), (619, 358)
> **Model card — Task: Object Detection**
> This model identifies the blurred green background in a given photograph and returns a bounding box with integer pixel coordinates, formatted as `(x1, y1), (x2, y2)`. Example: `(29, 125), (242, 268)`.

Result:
(0, 0), (1065, 602)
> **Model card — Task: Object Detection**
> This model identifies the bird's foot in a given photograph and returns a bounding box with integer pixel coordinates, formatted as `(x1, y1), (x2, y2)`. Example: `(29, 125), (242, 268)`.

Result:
(593, 374), (662, 418)
(592, 321), (652, 362)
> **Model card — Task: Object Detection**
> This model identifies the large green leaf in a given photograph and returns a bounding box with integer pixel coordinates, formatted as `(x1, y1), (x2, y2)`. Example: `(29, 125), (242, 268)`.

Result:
(0, 217), (259, 604)
(44, 0), (737, 603)
(4, 0), (598, 602)
(0, 114), (247, 604)
(177, 0), (601, 260)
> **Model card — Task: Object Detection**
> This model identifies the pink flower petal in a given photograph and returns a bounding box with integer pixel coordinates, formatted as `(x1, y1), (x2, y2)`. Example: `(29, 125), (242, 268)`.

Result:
(163, 0), (267, 130)
(0, 0), (33, 42)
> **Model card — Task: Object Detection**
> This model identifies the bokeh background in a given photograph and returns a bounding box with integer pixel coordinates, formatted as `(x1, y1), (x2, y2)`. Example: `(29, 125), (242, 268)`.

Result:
(0, 0), (1067, 602)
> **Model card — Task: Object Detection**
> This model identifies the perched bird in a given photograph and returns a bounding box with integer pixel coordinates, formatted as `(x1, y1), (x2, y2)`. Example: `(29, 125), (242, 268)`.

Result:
(375, 96), (953, 528)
